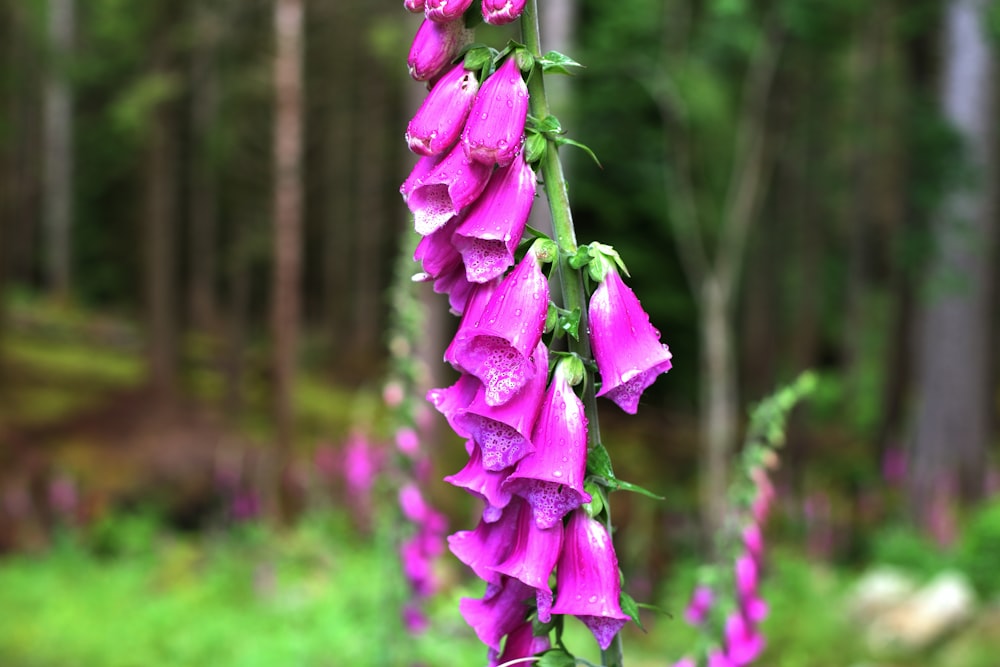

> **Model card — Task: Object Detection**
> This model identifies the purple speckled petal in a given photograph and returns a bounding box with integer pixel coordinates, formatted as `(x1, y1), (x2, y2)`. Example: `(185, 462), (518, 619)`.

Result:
(407, 142), (493, 236)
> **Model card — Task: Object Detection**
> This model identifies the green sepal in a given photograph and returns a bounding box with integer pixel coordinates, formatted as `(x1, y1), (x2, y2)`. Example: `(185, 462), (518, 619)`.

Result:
(582, 481), (604, 518)
(567, 245), (591, 270)
(586, 443), (616, 483)
(532, 615), (556, 637)
(460, 44), (497, 72)
(545, 302), (559, 334)
(531, 238), (559, 264)
(588, 242), (630, 278)
(555, 355), (586, 387)
(538, 50), (585, 75)
(537, 649), (576, 667)
(554, 136), (602, 168)
(524, 131), (547, 165)
(619, 591), (646, 632)
(514, 47), (535, 73)
(532, 114), (563, 135)
(522, 225), (552, 241)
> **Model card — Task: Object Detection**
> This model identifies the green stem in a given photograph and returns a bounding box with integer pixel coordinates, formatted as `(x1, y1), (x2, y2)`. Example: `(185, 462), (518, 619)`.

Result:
(520, 4), (624, 666)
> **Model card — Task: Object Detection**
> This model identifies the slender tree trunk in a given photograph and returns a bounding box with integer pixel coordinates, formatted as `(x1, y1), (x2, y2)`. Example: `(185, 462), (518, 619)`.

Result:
(43, 0), (74, 300)
(910, 0), (997, 518)
(145, 39), (179, 398)
(272, 0), (304, 521)
(188, 1), (221, 332)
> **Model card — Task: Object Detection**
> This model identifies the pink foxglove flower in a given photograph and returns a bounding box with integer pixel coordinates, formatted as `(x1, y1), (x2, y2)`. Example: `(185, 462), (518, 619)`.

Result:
(406, 64), (479, 156)
(444, 280), (500, 364)
(453, 153), (536, 283)
(407, 18), (469, 82)
(460, 577), (534, 652)
(414, 218), (462, 278)
(424, 0), (474, 22)
(743, 523), (763, 562)
(404, 0), (425, 12)
(490, 497), (563, 622)
(407, 141), (493, 235)
(724, 612), (765, 666)
(708, 649), (736, 667)
(444, 442), (513, 522)
(454, 341), (547, 471)
(684, 584), (714, 625)
(448, 501), (522, 585)
(503, 366), (591, 528)
(482, 0), (527, 25)
(448, 250), (549, 406)
(550, 510), (631, 650)
(427, 372), (481, 438)
(588, 266), (672, 414)
(735, 554), (758, 600)
(400, 154), (441, 203)
(462, 56), (528, 167)
(489, 620), (550, 667)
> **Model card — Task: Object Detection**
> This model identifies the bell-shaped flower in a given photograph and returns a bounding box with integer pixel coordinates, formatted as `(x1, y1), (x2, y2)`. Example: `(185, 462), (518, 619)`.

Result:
(490, 496), (563, 622)
(588, 266), (672, 414)
(488, 619), (550, 667)
(462, 56), (528, 167)
(444, 280), (499, 366)
(743, 523), (763, 562)
(482, 0), (528, 25)
(444, 443), (513, 522)
(724, 612), (765, 666)
(400, 154), (442, 203)
(448, 501), (522, 585)
(453, 153), (536, 283)
(404, 0), (425, 12)
(448, 250), (549, 406)
(460, 576), (534, 652)
(424, 0), (474, 22)
(427, 372), (480, 439)
(735, 554), (758, 601)
(453, 342), (547, 471)
(406, 64), (479, 157)
(503, 364), (591, 528)
(435, 261), (479, 315)
(407, 141), (493, 236)
(550, 510), (630, 650)
(414, 218), (461, 278)
(407, 17), (470, 82)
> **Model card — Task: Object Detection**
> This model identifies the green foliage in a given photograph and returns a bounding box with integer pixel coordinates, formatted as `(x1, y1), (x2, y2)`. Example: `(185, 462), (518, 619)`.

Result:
(867, 524), (953, 579)
(956, 497), (1000, 597)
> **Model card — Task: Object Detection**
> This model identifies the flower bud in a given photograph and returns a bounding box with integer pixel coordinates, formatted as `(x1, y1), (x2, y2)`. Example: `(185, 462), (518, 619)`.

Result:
(407, 18), (470, 82)
(462, 56), (529, 167)
(482, 0), (527, 26)
(404, 0), (425, 12)
(425, 0), (474, 23)
(406, 64), (480, 156)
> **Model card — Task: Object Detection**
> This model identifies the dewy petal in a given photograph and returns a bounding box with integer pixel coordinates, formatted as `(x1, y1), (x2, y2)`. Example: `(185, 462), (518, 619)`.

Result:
(550, 510), (630, 651)
(453, 154), (536, 283)
(424, 0), (474, 23)
(459, 577), (534, 652)
(462, 57), (528, 167)
(400, 154), (442, 203)
(427, 372), (481, 439)
(448, 501), (522, 584)
(489, 498), (563, 621)
(443, 443), (513, 522)
(482, 0), (527, 25)
(448, 251), (549, 406)
(408, 142), (493, 235)
(588, 267), (672, 414)
(503, 370), (591, 529)
(406, 64), (480, 157)
(444, 280), (499, 368)
(454, 342), (547, 471)
(489, 619), (550, 667)
(414, 217), (462, 278)
(407, 18), (470, 82)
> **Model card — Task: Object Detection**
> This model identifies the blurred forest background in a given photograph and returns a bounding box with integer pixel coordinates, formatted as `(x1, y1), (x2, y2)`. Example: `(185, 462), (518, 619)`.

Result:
(1, 0), (999, 665)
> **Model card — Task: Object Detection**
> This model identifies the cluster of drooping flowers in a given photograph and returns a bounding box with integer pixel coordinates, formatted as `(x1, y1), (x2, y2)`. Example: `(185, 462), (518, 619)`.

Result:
(400, 3), (674, 663)
(674, 374), (814, 667)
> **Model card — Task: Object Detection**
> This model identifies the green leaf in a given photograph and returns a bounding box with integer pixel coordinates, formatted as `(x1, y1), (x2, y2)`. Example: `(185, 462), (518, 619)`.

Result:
(615, 479), (665, 500)
(554, 136), (602, 169)
(538, 50), (584, 75)
(586, 443), (615, 481)
(537, 649), (576, 667)
(619, 591), (646, 632)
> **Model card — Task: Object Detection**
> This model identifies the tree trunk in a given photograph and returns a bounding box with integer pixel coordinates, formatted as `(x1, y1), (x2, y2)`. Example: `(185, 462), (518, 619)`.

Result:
(271, 0), (304, 521)
(188, 1), (221, 332)
(43, 0), (74, 301)
(145, 40), (179, 398)
(910, 0), (997, 520)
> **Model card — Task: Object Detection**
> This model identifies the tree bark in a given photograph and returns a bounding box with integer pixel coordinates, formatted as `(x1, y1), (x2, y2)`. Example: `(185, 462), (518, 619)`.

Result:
(271, 0), (304, 521)
(910, 0), (997, 518)
(43, 0), (74, 301)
